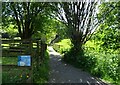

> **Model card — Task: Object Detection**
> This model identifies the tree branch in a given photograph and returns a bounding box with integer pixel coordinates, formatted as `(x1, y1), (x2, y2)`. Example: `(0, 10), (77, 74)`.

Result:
(11, 2), (22, 35)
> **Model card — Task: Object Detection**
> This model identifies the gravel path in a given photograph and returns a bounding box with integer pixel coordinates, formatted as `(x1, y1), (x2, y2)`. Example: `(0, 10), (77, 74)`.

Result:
(48, 46), (108, 85)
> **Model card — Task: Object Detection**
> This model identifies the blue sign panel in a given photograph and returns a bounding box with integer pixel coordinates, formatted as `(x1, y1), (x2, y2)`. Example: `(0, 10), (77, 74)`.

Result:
(18, 55), (31, 66)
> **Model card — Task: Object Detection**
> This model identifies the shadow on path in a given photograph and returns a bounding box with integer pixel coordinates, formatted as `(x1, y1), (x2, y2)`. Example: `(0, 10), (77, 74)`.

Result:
(48, 46), (109, 85)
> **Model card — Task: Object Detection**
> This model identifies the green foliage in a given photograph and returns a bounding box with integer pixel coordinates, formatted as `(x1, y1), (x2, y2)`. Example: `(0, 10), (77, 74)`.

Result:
(53, 39), (72, 54)
(53, 38), (120, 84)
(2, 57), (31, 83)
(63, 46), (97, 72)
(32, 18), (67, 44)
(96, 1), (120, 51)
(92, 24), (120, 52)
(84, 40), (120, 84)
(2, 68), (31, 83)
(2, 2), (56, 39)
(53, 39), (97, 71)
(52, 2), (120, 84)
(3, 24), (18, 38)
(98, 2), (120, 26)
(0, 58), (1, 65)
(33, 51), (50, 83)
(2, 57), (17, 65)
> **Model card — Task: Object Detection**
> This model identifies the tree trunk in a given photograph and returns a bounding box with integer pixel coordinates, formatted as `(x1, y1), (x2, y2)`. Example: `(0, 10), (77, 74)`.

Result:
(70, 31), (84, 61)
(20, 27), (32, 40)
(21, 33), (32, 40)
(71, 31), (83, 50)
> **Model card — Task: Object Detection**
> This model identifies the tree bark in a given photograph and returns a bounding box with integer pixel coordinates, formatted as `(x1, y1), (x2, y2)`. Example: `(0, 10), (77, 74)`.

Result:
(64, 30), (84, 62)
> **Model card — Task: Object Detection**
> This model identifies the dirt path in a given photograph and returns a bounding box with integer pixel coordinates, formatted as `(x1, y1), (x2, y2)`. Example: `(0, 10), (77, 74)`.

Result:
(48, 46), (108, 84)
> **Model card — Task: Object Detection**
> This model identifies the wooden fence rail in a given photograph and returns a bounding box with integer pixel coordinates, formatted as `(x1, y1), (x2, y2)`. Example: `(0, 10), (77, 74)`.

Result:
(2, 39), (39, 57)
(2, 39), (47, 83)
(2, 39), (47, 64)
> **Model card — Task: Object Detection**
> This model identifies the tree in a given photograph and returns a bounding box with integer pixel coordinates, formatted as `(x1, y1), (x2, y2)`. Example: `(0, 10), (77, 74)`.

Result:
(95, 1), (120, 51)
(2, 2), (53, 39)
(54, 1), (99, 56)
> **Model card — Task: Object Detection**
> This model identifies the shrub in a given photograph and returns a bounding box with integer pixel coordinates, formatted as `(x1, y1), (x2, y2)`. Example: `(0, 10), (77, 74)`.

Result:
(63, 46), (97, 72)
(53, 39), (120, 84)
(33, 51), (50, 83)
(85, 41), (120, 83)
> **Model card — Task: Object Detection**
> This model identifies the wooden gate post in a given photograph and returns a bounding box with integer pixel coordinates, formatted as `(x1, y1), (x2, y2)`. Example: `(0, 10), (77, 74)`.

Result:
(40, 41), (47, 61)
(40, 36), (47, 62)
(36, 40), (40, 66)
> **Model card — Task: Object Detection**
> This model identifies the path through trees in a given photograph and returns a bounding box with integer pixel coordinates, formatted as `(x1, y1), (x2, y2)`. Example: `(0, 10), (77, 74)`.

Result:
(48, 46), (109, 84)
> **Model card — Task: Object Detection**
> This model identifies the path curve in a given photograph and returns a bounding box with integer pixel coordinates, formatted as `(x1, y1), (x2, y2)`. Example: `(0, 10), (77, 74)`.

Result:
(48, 46), (108, 85)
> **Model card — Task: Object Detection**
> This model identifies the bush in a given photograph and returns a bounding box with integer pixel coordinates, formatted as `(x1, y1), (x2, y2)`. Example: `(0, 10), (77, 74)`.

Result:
(33, 50), (50, 83)
(63, 46), (97, 72)
(53, 39), (120, 84)
(93, 53), (120, 83)
(84, 43), (120, 84)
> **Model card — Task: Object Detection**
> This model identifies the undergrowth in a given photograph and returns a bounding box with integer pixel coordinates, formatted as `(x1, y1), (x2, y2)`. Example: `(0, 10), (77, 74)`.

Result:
(33, 50), (50, 84)
(53, 39), (120, 85)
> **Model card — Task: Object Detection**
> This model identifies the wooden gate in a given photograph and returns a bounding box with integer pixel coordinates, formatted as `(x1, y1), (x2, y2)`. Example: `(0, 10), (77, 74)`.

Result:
(2, 39), (43, 83)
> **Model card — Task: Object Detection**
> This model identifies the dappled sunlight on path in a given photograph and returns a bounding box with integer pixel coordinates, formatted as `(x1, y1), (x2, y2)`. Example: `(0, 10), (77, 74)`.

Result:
(48, 46), (109, 84)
